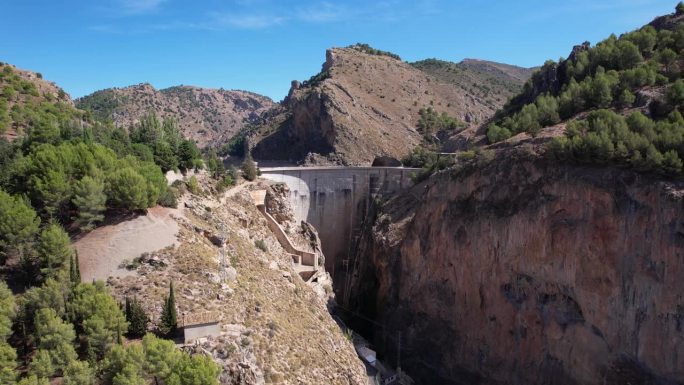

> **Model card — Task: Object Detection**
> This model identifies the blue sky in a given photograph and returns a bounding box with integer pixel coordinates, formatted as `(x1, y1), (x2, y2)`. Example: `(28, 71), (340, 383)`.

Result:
(0, 0), (677, 101)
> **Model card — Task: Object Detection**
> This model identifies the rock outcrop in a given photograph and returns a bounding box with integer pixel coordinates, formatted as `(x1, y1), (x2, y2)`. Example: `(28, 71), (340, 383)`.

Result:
(251, 47), (533, 165)
(350, 150), (684, 385)
(76, 83), (275, 148)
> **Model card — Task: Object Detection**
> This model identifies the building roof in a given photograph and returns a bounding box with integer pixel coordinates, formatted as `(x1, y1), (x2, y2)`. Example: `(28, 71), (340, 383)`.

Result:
(181, 311), (220, 327)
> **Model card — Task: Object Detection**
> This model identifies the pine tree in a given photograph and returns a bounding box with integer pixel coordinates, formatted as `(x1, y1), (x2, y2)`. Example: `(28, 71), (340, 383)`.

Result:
(71, 176), (106, 231)
(126, 298), (149, 338)
(160, 282), (177, 336)
(0, 190), (40, 264)
(36, 223), (73, 280)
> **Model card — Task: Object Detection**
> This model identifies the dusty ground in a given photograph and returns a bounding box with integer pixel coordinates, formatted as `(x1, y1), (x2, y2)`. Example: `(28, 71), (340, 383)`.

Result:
(74, 206), (180, 282)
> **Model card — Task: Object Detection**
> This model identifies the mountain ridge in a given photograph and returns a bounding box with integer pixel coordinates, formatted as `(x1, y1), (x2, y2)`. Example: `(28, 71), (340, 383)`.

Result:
(76, 82), (275, 148)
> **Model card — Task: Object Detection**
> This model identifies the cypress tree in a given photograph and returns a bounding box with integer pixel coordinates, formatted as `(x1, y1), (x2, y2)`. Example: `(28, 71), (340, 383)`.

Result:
(160, 282), (177, 336)
(69, 251), (81, 284)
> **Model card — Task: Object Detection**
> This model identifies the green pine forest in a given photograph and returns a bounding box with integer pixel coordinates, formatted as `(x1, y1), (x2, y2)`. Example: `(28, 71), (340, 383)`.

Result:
(0, 62), (221, 384)
(487, 3), (684, 176)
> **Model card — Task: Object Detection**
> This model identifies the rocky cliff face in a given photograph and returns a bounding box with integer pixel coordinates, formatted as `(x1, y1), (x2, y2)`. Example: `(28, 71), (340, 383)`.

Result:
(251, 47), (530, 165)
(76, 83), (274, 148)
(350, 149), (684, 385)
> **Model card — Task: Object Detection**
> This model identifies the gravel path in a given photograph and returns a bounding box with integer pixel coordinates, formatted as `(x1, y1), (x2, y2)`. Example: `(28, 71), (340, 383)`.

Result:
(74, 206), (180, 282)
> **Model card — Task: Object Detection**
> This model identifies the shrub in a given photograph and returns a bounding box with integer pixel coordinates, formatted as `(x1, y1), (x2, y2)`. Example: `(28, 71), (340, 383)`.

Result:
(187, 176), (200, 195)
(241, 155), (257, 181)
(254, 240), (268, 252)
(487, 124), (512, 143)
(158, 187), (178, 208)
(348, 43), (401, 60)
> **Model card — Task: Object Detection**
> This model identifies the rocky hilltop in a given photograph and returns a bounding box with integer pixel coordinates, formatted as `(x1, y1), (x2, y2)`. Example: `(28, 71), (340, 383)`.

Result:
(76, 83), (275, 148)
(411, 58), (535, 112)
(251, 46), (532, 165)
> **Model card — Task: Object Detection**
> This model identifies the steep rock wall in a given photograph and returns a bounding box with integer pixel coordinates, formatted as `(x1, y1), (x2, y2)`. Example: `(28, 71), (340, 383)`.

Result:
(351, 153), (684, 385)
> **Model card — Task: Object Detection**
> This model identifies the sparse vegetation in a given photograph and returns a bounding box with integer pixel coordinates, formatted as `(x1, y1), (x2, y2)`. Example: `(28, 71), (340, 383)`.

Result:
(411, 58), (533, 108)
(187, 175), (200, 194)
(348, 43), (401, 60)
(416, 107), (466, 142)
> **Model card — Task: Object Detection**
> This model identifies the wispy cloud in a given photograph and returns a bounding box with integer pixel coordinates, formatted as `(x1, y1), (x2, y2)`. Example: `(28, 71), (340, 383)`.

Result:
(296, 2), (349, 23)
(203, 12), (286, 30)
(118, 0), (166, 14)
(89, 0), (428, 33)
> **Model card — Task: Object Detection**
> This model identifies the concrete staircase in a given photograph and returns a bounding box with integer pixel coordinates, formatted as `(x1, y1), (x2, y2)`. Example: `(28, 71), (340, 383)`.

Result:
(250, 190), (318, 281)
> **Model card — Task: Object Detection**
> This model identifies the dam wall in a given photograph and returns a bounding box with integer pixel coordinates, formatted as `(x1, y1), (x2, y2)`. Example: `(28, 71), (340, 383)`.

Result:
(259, 167), (417, 277)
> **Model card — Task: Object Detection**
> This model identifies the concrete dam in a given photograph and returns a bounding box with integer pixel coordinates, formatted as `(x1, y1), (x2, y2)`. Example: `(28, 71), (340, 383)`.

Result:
(259, 167), (417, 286)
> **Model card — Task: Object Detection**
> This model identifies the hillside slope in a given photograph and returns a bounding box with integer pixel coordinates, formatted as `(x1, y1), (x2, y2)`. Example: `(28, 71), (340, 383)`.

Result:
(411, 58), (535, 112)
(250, 46), (531, 165)
(76, 84), (275, 148)
(0, 63), (79, 141)
(102, 177), (369, 384)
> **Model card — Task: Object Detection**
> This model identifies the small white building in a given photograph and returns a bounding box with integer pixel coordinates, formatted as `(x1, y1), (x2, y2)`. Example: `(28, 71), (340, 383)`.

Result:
(181, 311), (220, 344)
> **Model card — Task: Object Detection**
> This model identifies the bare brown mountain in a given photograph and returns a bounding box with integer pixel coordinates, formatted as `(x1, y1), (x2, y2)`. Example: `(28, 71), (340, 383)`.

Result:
(76, 83), (275, 148)
(250, 46), (533, 165)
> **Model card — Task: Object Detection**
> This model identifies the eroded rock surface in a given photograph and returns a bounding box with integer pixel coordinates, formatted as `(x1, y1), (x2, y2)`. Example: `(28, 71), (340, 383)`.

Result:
(351, 152), (684, 385)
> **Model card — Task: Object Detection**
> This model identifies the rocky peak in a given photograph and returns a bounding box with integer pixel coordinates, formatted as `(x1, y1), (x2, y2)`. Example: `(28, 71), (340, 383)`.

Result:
(251, 46), (529, 165)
